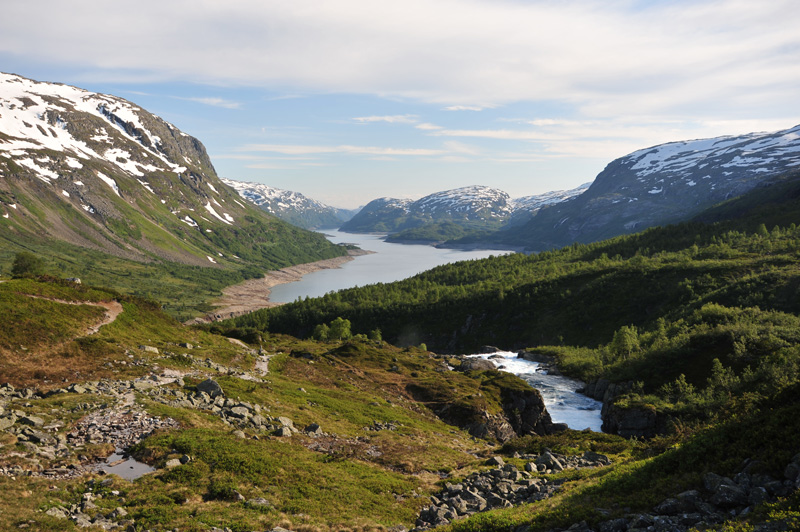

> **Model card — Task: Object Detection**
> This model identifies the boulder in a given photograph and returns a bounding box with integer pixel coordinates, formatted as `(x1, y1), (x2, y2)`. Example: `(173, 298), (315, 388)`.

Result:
(536, 451), (564, 472)
(486, 456), (505, 467)
(196, 379), (224, 398)
(460, 358), (496, 372)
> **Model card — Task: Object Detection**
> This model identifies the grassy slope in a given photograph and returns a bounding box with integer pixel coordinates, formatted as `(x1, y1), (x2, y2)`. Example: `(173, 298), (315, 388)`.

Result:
(3, 175), (800, 531)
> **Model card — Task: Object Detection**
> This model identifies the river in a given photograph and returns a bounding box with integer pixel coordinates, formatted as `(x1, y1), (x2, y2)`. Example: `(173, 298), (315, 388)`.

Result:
(269, 231), (601, 431)
(268, 230), (512, 303)
(468, 351), (603, 431)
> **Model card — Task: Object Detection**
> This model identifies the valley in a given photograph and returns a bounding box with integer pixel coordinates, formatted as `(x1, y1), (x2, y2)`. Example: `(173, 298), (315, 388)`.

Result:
(2, 72), (800, 532)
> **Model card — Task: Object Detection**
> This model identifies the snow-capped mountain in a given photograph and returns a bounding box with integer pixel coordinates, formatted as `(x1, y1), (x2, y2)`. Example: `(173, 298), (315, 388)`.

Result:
(0, 72), (340, 268)
(500, 124), (800, 250)
(221, 178), (355, 230)
(340, 185), (514, 234)
(507, 183), (591, 226)
(340, 184), (584, 238)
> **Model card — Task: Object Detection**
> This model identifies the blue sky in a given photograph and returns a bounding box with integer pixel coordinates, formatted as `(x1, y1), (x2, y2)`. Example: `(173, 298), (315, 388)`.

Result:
(2, 0), (799, 208)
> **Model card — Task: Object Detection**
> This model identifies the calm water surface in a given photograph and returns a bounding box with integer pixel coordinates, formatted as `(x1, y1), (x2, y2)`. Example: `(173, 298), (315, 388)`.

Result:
(268, 230), (511, 303)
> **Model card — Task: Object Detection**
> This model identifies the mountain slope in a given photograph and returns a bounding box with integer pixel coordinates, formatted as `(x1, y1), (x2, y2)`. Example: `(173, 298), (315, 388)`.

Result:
(499, 124), (800, 250)
(0, 72), (344, 272)
(221, 178), (355, 229)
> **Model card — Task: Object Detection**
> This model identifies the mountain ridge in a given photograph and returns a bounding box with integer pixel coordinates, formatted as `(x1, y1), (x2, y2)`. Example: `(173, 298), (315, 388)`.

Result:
(497, 124), (800, 250)
(340, 184), (588, 241)
(0, 72), (344, 270)
(221, 178), (356, 230)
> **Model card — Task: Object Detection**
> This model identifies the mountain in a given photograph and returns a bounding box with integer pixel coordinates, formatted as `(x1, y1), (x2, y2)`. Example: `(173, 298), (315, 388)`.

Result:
(498, 124), (800, 250)
(221, 178), (356, 230)
(0, 72), (343, 273)
(340, 185), (541, 241)
(506, 182), (591, 226)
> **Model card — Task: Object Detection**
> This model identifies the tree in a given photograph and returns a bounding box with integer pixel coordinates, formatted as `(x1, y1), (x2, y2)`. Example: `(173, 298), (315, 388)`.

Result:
(328, 317), (352, 341)
(368, 328), (382, 342)
(610, 325), (639, 361)
(11, 252), (45, 278)
(312, 323), (330, 341)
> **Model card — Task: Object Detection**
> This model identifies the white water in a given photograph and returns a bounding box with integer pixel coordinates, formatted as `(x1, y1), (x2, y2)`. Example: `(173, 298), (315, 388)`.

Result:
(468, 352), (603, 431)
(268, 230), (511, 303)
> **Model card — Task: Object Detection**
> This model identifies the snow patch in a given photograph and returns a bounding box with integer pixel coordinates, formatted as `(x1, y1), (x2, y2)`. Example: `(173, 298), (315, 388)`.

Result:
(181, 216), (199, 227)
(61, 190), (70, 197)
(96, 172), (120, 196)
(204, 202), (232, 225)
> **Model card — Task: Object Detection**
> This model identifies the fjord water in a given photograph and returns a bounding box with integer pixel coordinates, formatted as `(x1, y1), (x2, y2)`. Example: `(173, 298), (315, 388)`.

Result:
(268, 229), (511, 303)
(468, 352), (603, 431)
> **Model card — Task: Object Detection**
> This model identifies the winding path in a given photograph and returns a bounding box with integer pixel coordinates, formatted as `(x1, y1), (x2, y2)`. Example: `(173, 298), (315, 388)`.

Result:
(25, 295), (124, 335)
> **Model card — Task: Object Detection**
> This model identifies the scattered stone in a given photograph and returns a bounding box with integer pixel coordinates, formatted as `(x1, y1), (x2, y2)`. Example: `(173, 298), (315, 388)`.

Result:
(139, 345), (159, 354)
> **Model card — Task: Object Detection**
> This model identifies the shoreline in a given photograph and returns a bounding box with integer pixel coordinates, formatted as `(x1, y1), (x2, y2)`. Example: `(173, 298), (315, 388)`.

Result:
(189, 249), (370, 323)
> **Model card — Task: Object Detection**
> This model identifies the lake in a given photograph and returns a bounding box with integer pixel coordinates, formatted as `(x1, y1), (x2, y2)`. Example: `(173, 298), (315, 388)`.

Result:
(268, 229), (512, 303)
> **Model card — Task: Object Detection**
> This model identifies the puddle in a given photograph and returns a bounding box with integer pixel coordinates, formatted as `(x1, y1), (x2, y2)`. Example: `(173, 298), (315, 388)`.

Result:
(98, 449), (156, 480)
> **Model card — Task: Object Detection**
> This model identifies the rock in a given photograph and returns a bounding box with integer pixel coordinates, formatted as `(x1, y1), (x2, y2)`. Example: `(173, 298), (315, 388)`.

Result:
(28, 431), (56, 446)
(582, 450), (611, 466)
(710, 483), (748, 508)
(275, 426), (293, 437)
(0, 416), (16, 430)
(460, 358), (496, 372)
(45, 506), (68, 519)
(139, 345), (159, 354)
(19, 415), (45, 427)
(536, 451), (564, 472)
(246, 497), (272, 508)
(487, 456), (505, 467)
(277, 416), (294, 429)
(132, 380), (154, 391)
(229, 406), (251, 419)
(602, 404), (658, 438)
(165, 458), (182, 468)
(304, 423), (323, 436)
(197, 379), (224, 398)
(598, 518), (629, 532)
(784, 453), (800, 481)
(68, 384), (87, 394)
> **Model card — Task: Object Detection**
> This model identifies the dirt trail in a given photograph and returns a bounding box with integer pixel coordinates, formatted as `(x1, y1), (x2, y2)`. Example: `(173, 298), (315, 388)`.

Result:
(25, 295), (123, 335)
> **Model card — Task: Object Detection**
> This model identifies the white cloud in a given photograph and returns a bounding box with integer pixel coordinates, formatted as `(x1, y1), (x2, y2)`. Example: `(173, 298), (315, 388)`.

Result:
(415, 123), (443, 131)
(182, 97), (242, 109)
(3, 0), (797, 119)
(238, 144), (445, 156)
(353, 115), (418, 124)
(443, 105), (485, 112)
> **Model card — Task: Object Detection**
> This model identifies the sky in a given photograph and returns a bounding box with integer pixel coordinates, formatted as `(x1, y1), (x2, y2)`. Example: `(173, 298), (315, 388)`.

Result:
(1, 1), (799, 209)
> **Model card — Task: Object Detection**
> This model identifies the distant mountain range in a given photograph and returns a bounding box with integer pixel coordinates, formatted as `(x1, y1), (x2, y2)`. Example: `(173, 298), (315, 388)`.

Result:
(339, 184), (589, 243)
(221, 178), (356, 230)
(0, 72), (343, 271)
(496, 124), (800, 250)
(335, 125), (800, 250)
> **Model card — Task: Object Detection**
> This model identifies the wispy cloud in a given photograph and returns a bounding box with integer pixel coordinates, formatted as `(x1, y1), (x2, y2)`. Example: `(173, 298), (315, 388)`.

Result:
(238, 144), (445, 156)
(415, 123), (443, 131)
(443, 105), (485, 112)
(353, 114), (418, 124)
(181, 97), (242, 109)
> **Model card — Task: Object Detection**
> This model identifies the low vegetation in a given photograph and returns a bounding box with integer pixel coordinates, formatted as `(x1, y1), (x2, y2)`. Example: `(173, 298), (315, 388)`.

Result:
(2, 175), (800, 531)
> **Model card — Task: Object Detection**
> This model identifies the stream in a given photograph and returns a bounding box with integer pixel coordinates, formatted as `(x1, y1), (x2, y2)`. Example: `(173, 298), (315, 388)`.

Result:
(468, 351), (603, 431)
